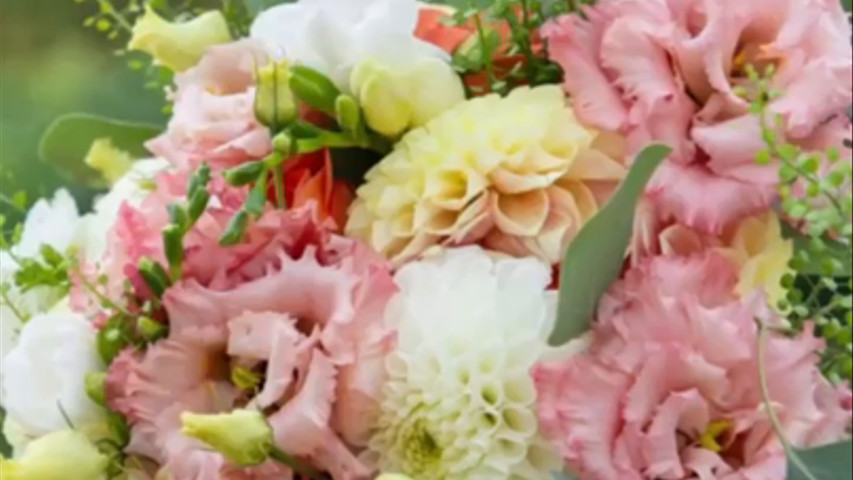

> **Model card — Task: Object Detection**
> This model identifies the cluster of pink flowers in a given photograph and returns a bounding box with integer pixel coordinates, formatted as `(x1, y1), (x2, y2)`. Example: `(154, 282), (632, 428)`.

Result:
(545, 0), (852, 232)
(535, 253), (851, 479)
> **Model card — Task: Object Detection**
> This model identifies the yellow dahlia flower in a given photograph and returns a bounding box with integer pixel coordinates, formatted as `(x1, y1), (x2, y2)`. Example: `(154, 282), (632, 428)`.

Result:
(346, 85), (627, 265)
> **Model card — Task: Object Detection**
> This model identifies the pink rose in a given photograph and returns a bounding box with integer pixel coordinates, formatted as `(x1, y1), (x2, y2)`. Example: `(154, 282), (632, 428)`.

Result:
(544, 0), (852, 232)
(147, 39), (272, 171)
(105, 208), (397, 480)
(534, 254), (851, 480)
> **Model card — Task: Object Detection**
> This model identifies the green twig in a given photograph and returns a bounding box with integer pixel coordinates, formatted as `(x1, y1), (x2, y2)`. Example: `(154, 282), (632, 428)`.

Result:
(75, 269), (132, 316)
(274, 163), (286, 209)
(472, 13), (496, 91)
(0, 286), (27, 323)
(756, 320), (818, 480)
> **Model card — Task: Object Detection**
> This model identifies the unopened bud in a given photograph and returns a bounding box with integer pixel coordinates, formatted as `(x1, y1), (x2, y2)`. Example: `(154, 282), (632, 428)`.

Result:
(84, 372), (107, 407)
(289, 65), (340, 115)
(225, 161), (265, 186)
(255, 61), (297, 131)
(220, 210), (250, 246)
(181, 409), (273, 465)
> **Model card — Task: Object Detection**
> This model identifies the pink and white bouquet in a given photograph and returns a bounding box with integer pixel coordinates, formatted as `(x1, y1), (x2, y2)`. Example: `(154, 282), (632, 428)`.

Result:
(1, 0), (851, 479)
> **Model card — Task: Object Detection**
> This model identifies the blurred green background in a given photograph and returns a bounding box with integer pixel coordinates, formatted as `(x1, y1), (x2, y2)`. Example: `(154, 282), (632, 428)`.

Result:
(0, 0), (166, 222)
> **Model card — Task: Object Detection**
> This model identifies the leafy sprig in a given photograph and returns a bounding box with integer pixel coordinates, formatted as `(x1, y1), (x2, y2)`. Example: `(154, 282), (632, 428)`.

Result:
(744, 64), (853, 382)
(445, 0), (564, 96)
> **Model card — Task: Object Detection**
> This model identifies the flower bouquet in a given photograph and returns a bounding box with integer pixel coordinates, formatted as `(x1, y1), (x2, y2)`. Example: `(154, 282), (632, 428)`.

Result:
(1, 0), (852, 479)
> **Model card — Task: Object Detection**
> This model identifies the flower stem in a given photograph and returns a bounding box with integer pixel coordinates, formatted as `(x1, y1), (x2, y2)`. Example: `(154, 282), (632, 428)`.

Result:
(75, 269), (132, 317)
(274, 163), (286, 209)
(756, 320), (819, 480)
(0, 286), (27, 323)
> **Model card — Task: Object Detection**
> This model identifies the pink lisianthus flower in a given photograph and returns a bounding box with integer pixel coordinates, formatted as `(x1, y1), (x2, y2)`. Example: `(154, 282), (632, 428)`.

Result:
(544, 0), (853, 232)
(147, 39), (272, 171)
(105, 207), (397, 480)
(534, 254), (851, 480)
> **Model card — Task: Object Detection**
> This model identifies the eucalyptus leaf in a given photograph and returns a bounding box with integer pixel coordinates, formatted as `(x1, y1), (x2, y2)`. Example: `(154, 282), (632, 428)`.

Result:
(549, 144), (671, 346)
(787, 440), (853, 480)
(38, 113), (161, 188)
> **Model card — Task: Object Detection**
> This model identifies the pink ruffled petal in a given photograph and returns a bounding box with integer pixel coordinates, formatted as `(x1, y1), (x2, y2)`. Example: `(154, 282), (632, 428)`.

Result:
(647, 160), (777, 233)
(269, 350), (337, 457)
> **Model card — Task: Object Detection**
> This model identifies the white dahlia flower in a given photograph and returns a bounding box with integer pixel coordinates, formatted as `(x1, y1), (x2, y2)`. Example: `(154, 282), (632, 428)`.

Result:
(367, 247), (562, 480)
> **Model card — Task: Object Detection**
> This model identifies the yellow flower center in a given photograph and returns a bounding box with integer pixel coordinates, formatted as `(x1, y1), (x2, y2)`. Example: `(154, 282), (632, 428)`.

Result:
(400, 418), (443, 475)
(699, 420), (732, 453)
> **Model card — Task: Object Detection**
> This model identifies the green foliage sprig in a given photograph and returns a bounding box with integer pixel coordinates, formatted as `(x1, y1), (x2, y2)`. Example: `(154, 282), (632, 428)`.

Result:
(744, 64), (853, 383)
(444, 0), (565, 96)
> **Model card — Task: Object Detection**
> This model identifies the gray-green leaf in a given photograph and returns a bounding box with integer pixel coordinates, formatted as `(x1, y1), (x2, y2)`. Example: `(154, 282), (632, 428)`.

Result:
(39, 113), (161, 188)
(787, 440), (853, 480)
(549, 144), (671, 346)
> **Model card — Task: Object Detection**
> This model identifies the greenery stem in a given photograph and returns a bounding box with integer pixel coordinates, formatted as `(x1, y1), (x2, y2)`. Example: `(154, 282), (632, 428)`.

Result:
(75, 269), (132, 316)
(756, 320), (819, 480)
(472, 13), (496, 91)
(274, 163), (286, 209)
(0, 287), (27, 323)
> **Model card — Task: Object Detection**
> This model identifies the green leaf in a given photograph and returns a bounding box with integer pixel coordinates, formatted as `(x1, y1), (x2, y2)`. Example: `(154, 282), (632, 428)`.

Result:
(0, 407), (12, 457)
(39, 113), (161, 188)
(549, 144), (671, 346)
(782, 223), (852, 277)
(243, 0), (296, 16)
(787, 440), (853, 480)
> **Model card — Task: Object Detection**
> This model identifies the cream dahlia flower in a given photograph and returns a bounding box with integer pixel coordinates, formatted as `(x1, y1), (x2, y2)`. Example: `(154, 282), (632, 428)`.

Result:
(367, 247), (563, 480)
(346, 85), (627, 265)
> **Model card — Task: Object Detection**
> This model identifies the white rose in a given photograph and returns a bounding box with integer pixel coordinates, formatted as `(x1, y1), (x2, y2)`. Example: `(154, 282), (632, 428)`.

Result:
(2, 312), (104, 435)
(250, 0), (447, 90)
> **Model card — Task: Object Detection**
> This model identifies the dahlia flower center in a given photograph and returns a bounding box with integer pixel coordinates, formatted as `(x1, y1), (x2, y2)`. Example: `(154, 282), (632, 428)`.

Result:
(399, 416), (443, 475)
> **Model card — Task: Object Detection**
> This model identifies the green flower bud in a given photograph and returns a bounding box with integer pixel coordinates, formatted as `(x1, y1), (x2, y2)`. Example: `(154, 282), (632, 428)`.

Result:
(225, 161), (265, 186)
(162, 224), (185, 279)
(137, 316), (167, 342)
(85, 372), (107, 407)
(335, 94), (364, 139)
(181, 409), (273, 466)
(272, 132), (294, 156)
(290, 65), (341, 115)
(187, 163), (212, 197)
(0, 430), (109, 480)
(97, 317), (129, 364)
(168, 203), (190, 232)
(244, 167), (269, 217)
(188, 188), (211, 223)
(220, 210), (250, 246)
(138, 257), (171, 297)
(254, 61), (297, 131)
